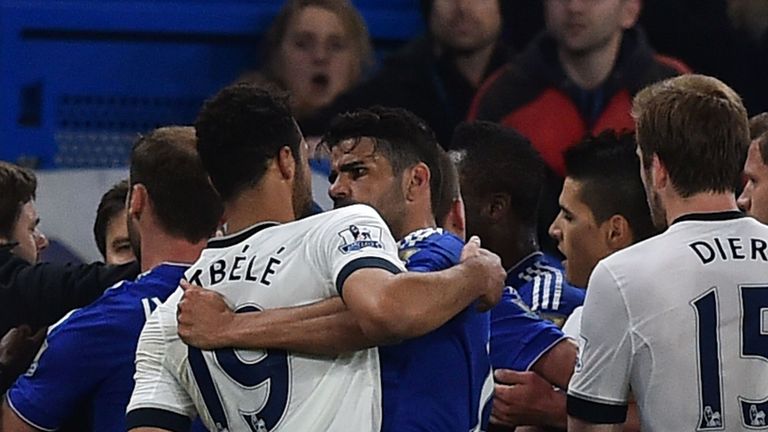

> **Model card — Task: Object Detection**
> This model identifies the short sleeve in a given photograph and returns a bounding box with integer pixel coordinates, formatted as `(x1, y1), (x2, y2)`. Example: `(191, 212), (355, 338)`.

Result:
(126, 296), (195, 432)
(490, 287), (568, 371)
(561, 306), (583, 338)
(6, 310), (111, 431)
(311, 205), (405, 298)
(567, 262), (632, 424)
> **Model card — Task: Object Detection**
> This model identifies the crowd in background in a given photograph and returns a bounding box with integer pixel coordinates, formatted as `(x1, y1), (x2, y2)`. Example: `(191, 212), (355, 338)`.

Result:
(0, 0), (767, 431)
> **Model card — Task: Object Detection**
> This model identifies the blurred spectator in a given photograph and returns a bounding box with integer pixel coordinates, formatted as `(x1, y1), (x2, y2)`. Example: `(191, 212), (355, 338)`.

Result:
(93, 180), (135, 265)
(640, 0), (768, 114)
(469, 0), (688, 255)
(238, 0), (373, 123)
(307, 0), (512, 147)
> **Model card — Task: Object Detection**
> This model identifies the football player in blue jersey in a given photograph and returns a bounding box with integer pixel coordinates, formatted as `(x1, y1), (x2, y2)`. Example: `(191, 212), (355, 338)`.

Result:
(177, 108), (573, 431)
(323, 107), (496, 431)
(489, 132), (655, 431)
(0, 127), (223, 432)
(450, 121), (585, 327)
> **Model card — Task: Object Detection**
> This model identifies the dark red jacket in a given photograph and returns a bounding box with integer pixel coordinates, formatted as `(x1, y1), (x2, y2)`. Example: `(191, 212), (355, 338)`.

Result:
(469, 28), (690, 177)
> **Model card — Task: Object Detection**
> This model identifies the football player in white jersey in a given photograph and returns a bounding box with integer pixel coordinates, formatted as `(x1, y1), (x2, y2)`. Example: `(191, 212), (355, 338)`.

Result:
(567, 74), (768, 431)
(126, 84), (505, 432)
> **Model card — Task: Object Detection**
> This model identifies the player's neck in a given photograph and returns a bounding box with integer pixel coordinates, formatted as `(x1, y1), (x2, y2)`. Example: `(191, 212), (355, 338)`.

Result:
(664, 192), (740, 226)
(140, 231), (206, 272)
(558, 32), (622, 91)
(224, 185), (296, 234)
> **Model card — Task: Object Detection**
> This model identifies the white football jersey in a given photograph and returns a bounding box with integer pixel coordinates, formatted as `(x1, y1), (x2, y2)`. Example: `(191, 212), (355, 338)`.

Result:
(568, 213), (768, 431)
(127, 204), (405, 432)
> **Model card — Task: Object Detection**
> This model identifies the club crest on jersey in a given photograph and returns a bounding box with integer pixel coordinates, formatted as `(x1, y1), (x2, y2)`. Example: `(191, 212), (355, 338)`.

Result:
(338, 224), (383, 254)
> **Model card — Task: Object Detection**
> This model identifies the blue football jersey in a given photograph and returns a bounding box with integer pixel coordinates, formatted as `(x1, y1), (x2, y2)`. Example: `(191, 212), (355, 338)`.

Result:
(506, 252), (585, 326)
(386, 228), (493, 432)
(6, 263), (187, 432)
(490, 286), (568, 371)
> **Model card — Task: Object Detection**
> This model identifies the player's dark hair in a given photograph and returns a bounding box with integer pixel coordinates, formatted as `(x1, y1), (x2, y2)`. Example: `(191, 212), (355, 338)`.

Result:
(564, 131), (657, 242)
(195, 83), (302, 201)
(0, 161), (37, 240)
(434, 148), (460, 225)
(321, 106), (444, 215)
(93, 180), (129, 259)
(450, 121), (544, 228)
(633, 75), (749, 197)
(130, 126), (223, 243)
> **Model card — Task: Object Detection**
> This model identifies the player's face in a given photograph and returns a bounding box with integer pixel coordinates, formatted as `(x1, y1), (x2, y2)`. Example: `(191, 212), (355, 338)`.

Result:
(430, 0), (501, 53)
(549, 178), (612, 288)
(738, 140), (768, 224)
(276, 5), (360, 116)
(105, 209), (135, 265)
(329, 137), (407, 237)
(292, 138), (315, 219)
(10, 201), (47, 264)
(544, 0), (639, 56)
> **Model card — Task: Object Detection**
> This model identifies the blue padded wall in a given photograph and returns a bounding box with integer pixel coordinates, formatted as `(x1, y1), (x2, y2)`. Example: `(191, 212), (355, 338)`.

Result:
(0, 0), (423, 168)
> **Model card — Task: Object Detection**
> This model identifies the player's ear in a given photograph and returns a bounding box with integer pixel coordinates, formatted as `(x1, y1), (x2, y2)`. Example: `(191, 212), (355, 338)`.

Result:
(277, 146), (297, 181)
(488, 192), (511, 222)
(651, 153), (668, 191)
(443, 197), (466, 241)
(128, 184), (148, 219)
(405, 163), (431, 202)
(605, 214), (633, 251)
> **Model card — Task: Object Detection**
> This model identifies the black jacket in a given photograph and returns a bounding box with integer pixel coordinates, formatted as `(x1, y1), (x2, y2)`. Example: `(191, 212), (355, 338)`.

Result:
(0, 245), (140, 337)
(305, 36), (513, 147)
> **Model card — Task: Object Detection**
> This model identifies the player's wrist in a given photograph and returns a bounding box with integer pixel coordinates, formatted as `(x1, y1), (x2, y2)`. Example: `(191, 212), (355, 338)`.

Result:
(541, 388), (567, 429)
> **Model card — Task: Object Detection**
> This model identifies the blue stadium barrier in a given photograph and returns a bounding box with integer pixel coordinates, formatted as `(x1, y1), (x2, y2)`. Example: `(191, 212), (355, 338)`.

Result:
(0, 0), (423, 169)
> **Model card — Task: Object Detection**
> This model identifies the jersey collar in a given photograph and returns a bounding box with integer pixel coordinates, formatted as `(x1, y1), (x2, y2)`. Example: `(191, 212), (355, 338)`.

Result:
(671, 210), (746, 226)
(505, 251), (544, 286)
(207, 221), (280, 249)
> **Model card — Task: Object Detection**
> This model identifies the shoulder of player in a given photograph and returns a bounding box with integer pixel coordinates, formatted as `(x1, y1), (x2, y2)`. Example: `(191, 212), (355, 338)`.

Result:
(63, 275), (175, 332)
(399, 227), (456, 249)
(400, 229), (463, 271)
(599, 231), (669, 270)
(42, 299), (133, 356)
(321, 203), (383, 224)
